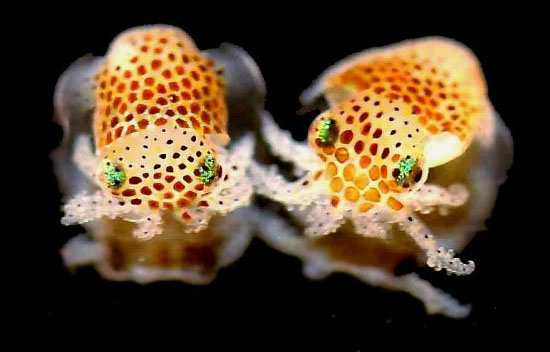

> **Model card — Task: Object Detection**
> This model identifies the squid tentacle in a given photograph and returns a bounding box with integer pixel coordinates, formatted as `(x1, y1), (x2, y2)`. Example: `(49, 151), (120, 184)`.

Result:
(206, 134), (255, 214)
(401, 183), (469, 215)
(352, 211), (392, 240)
(260, 113), (320, 176)
(249, 161), (319, 210)
(61, 190), (164, 239)
(253, 209), (471, 318)
(302, 196), (347, 237)
(396, 212), (475, 275)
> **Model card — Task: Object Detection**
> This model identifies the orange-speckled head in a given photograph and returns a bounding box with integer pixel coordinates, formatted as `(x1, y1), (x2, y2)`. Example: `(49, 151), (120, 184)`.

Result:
(97, 126), (221, 223)
(322, 38), (488, 163)
(93, 25), (228, 150)
(308, 90), (429, 214)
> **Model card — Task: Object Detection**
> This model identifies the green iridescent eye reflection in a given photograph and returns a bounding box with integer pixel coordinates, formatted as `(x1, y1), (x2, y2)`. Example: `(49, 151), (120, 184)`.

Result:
(199, 156), (217, 185)
(104, 161), (126, 189)
(396, 157), (417, 186)
(317, 118), (337, 144)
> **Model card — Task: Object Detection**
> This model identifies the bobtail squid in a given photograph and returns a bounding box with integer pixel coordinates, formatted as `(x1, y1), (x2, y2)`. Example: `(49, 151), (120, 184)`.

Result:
(53, 25), (264, 283)
(251, 37), (513, 317)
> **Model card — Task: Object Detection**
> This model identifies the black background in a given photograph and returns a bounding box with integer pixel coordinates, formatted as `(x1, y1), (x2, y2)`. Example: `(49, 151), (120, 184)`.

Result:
(29, 8), (532, 340)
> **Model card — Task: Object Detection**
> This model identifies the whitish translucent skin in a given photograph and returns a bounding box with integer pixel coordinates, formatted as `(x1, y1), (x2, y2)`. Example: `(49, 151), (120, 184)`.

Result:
(62, 207), (255, 284)
(54, 25), (262, 284)
(253, 210), (471, 318)
(421, 106), (512, 251)
(399, 183), (469, 215)
(51, 56), (104, 199)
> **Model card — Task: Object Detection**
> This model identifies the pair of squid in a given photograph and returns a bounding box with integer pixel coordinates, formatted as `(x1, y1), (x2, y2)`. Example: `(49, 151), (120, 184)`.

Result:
(55, 25), (512, 318)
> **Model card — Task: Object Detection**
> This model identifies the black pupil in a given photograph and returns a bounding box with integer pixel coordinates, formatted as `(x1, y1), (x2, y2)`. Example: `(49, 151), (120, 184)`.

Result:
(413, 170), (423, 182)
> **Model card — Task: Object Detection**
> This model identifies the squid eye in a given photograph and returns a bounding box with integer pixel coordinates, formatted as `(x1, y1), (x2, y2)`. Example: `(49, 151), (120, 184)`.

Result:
(103, 161), (126, 188)
(316, 118), (338, 145)
(198, 155), (218, 185)
(413, 169), (423, 182)
(394, 156), (418, 186)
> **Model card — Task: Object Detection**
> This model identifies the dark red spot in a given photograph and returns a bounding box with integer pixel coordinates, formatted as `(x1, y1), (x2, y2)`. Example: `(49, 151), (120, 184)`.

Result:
(136, 104), (147, 114)
(138, 119), (148, 129)
(129, 177), (142, 185)
(177, 106), (188, 115)
(191, 103), (200, 114)
(173, 181), (185, 192)
(122, 189), (136, 197)
(177, 198), (190, 208)
(361, 123), (372, 135)
(381, 148), (390, 159)
(142, 90), (154, 100)
(339, 130), (354, 144)
(151, 60), (162, 70)
(370, 143), (378, 155)
(155, 118), (167, 126)
(169, 82), (179, 91)
(185, 191), (197, 199)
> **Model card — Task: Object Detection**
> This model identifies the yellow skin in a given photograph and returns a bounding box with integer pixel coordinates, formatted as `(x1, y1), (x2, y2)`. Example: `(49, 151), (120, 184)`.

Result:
(61, 25), (254, 239)
(306, 92), (429, 216)
(94, 25), (228, 149)
(253, 38), (487, 275)
(305, 37), (489, 166)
